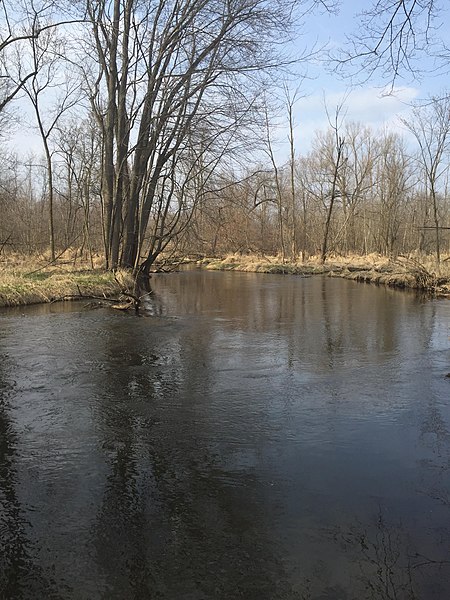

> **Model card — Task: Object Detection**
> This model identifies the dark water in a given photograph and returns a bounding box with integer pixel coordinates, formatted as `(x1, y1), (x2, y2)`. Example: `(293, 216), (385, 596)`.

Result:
(0, 271), (449, 600)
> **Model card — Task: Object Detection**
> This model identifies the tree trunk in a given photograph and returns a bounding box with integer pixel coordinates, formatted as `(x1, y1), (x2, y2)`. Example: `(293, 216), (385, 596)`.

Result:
(321, 137), (344, 264)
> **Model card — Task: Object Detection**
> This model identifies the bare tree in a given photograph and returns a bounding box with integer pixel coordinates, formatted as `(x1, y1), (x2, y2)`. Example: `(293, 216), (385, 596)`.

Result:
(80, 0), (332, 277)
(401, 96), (450, 265)
(334, 122), (375, 254)
(0, 0), (84, 111)
(336, 0), (442, 86)
(285, 85), (301, 259)
(320, 103), (346, 263)
(263, 100), (287, 262)
(54, 116), (103, 264)
(373, 131), (413, 256)
(22, 28), (80, 261)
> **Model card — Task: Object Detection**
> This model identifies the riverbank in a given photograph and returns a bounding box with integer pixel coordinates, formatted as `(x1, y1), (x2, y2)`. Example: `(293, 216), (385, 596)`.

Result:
(0, 259), (134, 308)
(200, 253), (450, 296)
(1, 252), (449, 308)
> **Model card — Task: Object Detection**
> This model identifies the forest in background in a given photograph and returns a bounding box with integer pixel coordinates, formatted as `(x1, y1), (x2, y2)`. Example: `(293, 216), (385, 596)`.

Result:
(0, 0), (449, 276)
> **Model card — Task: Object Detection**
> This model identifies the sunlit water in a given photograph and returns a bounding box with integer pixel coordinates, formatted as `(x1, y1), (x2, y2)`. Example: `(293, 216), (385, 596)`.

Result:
(0, 271), (449, 599)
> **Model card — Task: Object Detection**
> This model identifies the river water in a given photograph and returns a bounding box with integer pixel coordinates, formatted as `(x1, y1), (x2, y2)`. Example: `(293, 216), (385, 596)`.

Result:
(0, 271), (449, 599)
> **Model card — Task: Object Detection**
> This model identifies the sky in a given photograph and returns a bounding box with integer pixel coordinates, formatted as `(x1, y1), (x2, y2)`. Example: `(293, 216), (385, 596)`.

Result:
(5, 0), (450, 163)
(278, 0), (450, 157)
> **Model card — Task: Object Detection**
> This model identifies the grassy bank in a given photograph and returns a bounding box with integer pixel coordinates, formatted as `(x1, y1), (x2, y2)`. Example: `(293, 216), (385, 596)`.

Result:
(0, 257), (134, 308)
(200, 253), (450, 296)
(1, 252), (449, 308)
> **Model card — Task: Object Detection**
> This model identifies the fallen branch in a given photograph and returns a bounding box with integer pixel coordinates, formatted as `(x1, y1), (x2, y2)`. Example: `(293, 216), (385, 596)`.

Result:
(24, 233), (83, 276)
(393, 256), (439, 291)
(57, 294), (122, 304)
(58, 276), (153, 315)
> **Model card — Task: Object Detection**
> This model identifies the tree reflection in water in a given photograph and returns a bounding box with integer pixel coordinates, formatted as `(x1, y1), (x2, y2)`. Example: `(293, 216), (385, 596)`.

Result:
(89, 326), (298, 599)
(0, 357), (64, 600)
(0, 273), (449, 599)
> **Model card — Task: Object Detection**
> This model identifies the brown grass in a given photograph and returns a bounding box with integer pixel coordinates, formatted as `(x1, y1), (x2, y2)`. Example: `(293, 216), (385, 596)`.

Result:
(0, 255), (134, 307)
(199, 253), (450, 295)
(2, 251), (449, 308)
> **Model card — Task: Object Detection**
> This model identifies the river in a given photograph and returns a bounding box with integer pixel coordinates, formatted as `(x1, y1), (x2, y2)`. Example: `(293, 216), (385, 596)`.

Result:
(0, 270), (449, 599)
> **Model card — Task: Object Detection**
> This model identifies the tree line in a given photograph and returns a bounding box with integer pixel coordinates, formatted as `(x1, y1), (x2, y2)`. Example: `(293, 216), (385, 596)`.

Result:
(0, 0), (449, 274)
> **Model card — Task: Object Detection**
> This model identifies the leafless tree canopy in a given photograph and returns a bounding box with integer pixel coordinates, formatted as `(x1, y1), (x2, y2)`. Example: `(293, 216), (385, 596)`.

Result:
(0, 1), (449, 272)
(335, 1), (444, 85)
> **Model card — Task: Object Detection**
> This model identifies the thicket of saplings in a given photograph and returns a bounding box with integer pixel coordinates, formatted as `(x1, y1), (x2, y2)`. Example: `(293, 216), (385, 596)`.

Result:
(0, 122), (449, 275)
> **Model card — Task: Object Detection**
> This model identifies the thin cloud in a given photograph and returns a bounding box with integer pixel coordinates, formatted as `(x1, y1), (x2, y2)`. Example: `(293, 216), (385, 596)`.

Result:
(290, 86), (421, 154)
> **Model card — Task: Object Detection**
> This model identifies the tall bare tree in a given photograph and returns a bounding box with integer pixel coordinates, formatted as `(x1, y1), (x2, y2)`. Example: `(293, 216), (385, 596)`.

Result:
(263, 100), (287, 262)
(80, 0), (332, 277)
(401, 96), (450, 265)
(373, 131), (412, 256)
(335, 122), (375, 254)
(22, 29), (80, 261)
(285, 85), (301, 259)
(336, 0), (442, 86)
(54, 116), (103, 263)
(320, 104), (346, 263)
(0, 0), (84, 112)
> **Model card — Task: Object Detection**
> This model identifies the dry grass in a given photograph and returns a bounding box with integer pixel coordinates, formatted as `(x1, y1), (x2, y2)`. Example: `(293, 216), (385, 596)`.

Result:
(201, 252), (391, 274)
(200, 253), (450, 295)
(2, 251), (449, 307)
(0, 254), (134, 307)
(201, 254), (318, 274)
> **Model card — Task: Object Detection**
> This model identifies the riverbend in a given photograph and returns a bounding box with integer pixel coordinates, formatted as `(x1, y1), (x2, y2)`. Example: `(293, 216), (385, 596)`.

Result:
(1, 271), (449, 599)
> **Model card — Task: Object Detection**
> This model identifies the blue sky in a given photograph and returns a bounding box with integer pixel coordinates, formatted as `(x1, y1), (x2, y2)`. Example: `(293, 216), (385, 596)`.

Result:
(6, 0), (450, 162)
(278, 0), (450, 156)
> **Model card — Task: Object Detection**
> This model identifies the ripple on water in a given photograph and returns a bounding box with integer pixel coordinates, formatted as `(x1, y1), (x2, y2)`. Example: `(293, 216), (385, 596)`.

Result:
(0, 275), (449, 599)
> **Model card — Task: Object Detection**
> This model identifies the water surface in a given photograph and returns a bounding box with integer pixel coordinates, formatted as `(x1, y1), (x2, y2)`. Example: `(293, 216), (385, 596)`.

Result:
(0, 271), (449, 599)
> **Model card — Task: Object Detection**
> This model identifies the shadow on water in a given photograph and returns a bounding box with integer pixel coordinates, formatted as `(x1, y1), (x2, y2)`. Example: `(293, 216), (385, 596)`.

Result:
(321, 507), (450, 600)
(0, 354), (64, 599)
(88, 323), (299, 599)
